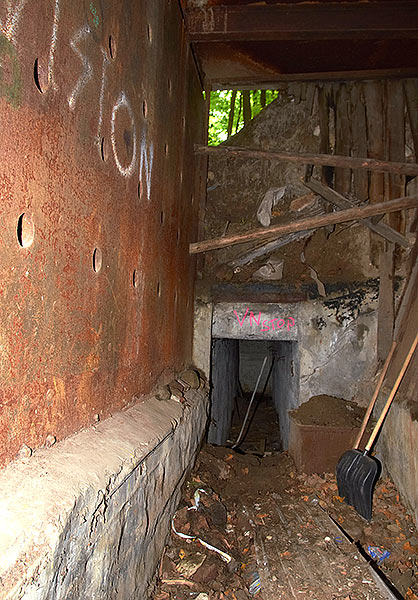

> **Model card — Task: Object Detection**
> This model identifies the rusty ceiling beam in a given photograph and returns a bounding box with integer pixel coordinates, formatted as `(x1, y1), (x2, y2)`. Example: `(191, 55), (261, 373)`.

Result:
(185, 2), (418, 42)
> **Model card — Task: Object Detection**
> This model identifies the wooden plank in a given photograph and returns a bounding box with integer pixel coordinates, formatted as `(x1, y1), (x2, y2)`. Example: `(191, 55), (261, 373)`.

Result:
(378, 244), (395, 361)
(242, 90), (252, 125)
(317, 84), (333, 186)
(211, 69), (418, 89)
(387, 243), (418, 399)
(351, 83), (369, 201)
(364, 81), (385, 260)
(195, 84), (211, 272)
(185, 3), (418, 42)
(189, 195), (418, 254)
(404, 79), (418, 160)
(335, 84), (352, 195)
(364, 81), (385, 205)
(227, 90), (237, 138)
(386, 80), (406, 232)
(229, 231), (313, 268)
(195, 144), (418, 176)
(303, 178), (410, 247)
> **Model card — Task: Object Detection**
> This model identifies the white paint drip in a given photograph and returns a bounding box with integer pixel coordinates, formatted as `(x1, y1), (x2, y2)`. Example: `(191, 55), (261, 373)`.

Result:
(96, 47), (109, 141)
(110, 91), (137, 178)
(67, 25), (93, 110)
(139, 133), (153, 200)
(47, 0), (60, 90)
(0, 0), (27, 43)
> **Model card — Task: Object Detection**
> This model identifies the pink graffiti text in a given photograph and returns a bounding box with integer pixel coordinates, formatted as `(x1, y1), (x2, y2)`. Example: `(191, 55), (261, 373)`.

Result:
(233, 308), (295, 332)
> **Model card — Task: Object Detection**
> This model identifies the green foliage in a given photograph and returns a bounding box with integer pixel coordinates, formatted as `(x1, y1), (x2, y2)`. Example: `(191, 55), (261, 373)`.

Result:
(208, 90), (279, 145)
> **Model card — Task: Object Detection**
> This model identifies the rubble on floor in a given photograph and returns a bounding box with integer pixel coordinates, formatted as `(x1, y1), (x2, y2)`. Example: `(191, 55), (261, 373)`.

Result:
(152, 398), (417, 599)
(153, 443), (417, 600)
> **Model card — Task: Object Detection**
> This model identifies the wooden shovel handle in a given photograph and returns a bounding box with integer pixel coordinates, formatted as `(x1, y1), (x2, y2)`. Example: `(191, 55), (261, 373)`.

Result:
(353, 341), (396, 449)
(365, 332), (418, 452)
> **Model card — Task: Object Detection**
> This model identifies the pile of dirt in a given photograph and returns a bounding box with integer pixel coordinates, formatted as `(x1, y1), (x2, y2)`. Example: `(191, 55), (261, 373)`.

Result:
(289, 394), (366, 428)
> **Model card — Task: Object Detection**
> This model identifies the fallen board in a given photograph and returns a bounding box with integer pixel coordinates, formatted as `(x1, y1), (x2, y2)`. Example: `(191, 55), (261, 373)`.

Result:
(303, 178), (410, 247)
(190, 195), (418, 254)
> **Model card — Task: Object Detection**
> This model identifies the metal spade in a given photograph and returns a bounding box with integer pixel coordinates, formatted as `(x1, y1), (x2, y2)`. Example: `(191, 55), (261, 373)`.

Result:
(336, 333), (418, 520)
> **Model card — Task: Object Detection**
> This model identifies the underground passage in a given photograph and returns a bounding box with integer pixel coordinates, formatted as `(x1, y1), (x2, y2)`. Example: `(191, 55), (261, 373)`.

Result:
(1, 1), (418, 599)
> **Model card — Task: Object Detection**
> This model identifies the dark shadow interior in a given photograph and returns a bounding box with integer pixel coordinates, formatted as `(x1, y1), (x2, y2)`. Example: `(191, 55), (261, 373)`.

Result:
(208, 338), (299, 450)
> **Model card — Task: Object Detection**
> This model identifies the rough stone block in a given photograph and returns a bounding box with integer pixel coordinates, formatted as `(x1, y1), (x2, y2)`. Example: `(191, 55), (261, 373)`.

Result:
(0, 389), (209, 599)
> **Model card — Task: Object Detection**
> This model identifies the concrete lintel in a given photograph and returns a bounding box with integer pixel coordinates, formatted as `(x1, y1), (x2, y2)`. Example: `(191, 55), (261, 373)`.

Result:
(212, 302), (299, 341)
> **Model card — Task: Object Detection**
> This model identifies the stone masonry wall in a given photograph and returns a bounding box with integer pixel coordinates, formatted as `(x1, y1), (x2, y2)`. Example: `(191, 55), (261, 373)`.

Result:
(0, 389), (209, 600)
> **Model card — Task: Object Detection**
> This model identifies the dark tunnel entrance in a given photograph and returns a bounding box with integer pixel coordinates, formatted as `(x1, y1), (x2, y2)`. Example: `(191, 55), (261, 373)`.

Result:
(208, 338), (299, 450)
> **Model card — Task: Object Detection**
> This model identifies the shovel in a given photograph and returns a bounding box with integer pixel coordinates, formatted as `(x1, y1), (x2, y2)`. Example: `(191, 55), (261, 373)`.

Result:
(336, 332), (418, 520)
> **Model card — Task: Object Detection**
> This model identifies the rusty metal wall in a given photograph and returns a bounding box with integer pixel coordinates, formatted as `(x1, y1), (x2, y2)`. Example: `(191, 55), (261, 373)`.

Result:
(0, 0), (204, 467)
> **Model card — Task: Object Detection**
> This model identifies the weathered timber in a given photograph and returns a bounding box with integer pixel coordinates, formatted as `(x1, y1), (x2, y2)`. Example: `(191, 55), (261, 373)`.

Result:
(405, 79), (418, 160)
(351, 84), (369, 201)
(364, 81), (385, 258)
(335, 84), (352, 195)
(378, 244), (395, 361)
(211, 69), (418, 89)
(386, 80), (406, 232)
(189, 196), (418, 254)
(229, 230), (313, 268)
(317, 84), (333, 186)
(303, 178), (410, 247)
(195, 145), (418, 176)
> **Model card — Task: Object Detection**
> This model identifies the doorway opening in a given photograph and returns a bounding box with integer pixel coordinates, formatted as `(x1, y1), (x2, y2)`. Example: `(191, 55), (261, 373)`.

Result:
(208, 337), (299, 451)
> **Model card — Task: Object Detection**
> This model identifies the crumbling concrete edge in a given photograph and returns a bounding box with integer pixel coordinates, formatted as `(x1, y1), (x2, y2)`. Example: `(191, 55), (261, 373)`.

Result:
(0, 389), (209, 600)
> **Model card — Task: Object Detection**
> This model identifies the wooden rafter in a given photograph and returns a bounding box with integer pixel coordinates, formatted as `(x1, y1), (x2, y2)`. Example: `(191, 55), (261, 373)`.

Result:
(189, 196), (418, 254)
(195, 145), (418, 176)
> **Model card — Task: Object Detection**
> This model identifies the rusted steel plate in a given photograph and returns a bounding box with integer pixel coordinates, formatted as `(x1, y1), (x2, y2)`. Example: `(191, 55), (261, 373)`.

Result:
(185, 3), (418, 41)
(0, 0), (204, 466)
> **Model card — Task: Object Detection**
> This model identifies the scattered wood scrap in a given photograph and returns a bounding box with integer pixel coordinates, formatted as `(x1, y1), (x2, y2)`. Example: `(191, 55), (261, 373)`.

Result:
(229, 231), (312, 268)
(189, 196), (418, 254)
(303, 178), (411, 247)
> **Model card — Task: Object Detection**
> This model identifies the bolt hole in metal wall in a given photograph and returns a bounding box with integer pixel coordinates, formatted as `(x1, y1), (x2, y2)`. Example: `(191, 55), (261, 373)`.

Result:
(0, 0), (205, 467)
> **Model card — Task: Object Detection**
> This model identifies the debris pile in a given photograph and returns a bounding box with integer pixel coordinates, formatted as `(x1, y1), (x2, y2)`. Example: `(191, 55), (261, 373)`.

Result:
(295, 471), (418, 598)
(154, 477), (258, 599)
(152, 398), (417, 599)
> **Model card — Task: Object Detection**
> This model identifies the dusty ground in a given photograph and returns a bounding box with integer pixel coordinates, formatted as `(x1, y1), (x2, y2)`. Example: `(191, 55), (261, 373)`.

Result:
(152, 399), (418, 600)
(289, 395), (366, 428)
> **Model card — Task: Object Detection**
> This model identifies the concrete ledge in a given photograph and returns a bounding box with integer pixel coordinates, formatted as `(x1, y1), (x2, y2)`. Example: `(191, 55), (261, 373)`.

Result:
(0, 389), (209, 599)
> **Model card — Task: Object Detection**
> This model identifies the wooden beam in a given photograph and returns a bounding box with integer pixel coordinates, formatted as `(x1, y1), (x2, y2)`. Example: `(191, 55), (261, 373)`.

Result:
(210, 69), (418, 90)
(378, 244), (395, 361)
(405, 79), (418, 160)
(195, 145), (418, 176)
(386, 80), (406, 232)
(186, 3), (418, 42)
(335, 84), (352, 195)
(189, 196), (418, 254)
(303, 178), (410, 247)
(351, 84), (369, 202)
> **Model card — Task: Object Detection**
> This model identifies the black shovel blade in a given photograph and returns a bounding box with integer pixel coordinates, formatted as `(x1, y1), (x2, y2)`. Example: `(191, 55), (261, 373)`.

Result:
(336, 449), (381, 521)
